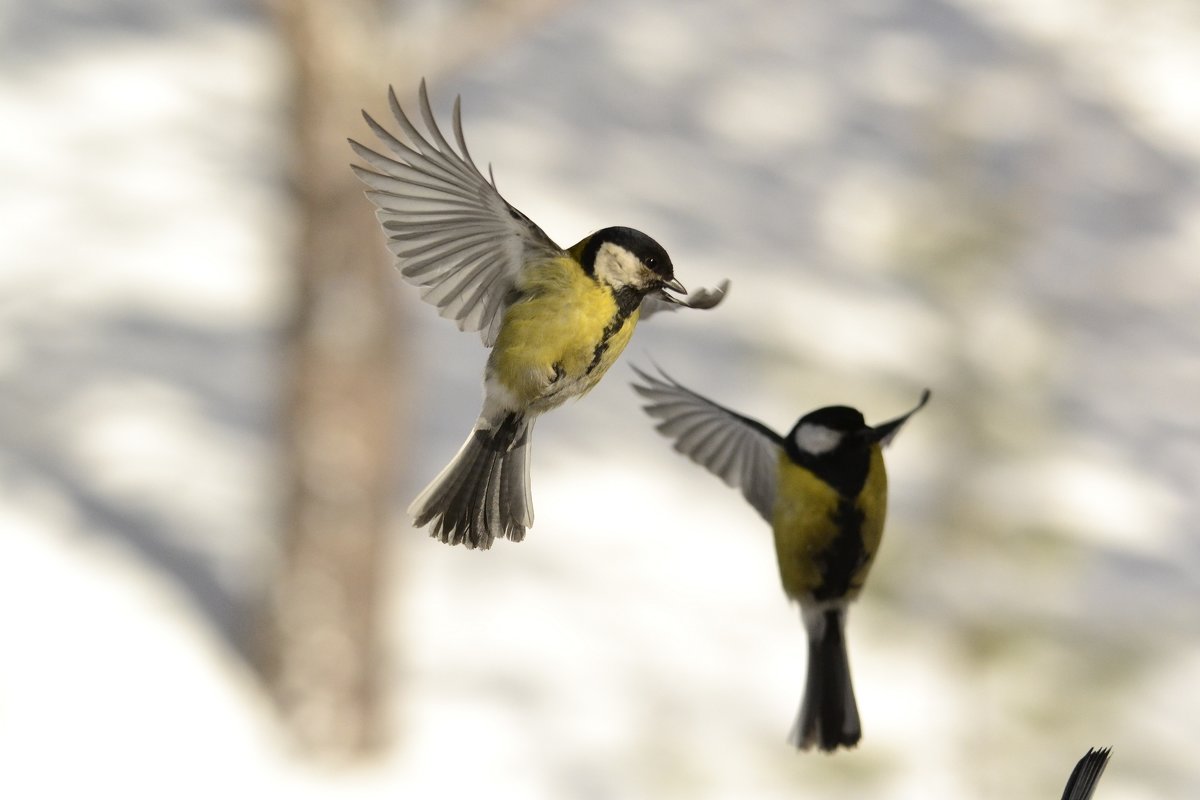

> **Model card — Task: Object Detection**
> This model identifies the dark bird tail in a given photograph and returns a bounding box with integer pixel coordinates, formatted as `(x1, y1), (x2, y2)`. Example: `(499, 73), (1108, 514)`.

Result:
(790, 605), (861, 752)
(1061, 747), (1111, 800)
(408, 411), (534, 549)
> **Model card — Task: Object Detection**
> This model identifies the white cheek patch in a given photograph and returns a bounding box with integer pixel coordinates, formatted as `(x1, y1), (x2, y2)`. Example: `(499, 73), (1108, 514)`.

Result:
(794, 423), (842, 456)
(593, 243), (647, 289)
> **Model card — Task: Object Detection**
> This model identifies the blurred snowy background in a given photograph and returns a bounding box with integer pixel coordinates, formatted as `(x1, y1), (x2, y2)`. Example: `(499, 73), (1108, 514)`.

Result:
(1, 0), (1198, 797)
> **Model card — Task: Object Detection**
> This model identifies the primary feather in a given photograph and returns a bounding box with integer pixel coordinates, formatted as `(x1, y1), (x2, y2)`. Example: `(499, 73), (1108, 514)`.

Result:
(631, 365), (783, 522)
(349, 80), (562, 346)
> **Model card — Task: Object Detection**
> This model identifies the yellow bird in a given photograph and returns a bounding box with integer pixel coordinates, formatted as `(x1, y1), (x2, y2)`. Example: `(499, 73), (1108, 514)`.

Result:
(350, 83), (727, 549)
(632, 366), (928, 751)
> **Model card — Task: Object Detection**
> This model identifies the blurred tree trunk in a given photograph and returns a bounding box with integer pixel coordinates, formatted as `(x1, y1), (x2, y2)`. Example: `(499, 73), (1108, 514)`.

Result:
(261, 0), (563, 762)
(262, 0), (399, 759)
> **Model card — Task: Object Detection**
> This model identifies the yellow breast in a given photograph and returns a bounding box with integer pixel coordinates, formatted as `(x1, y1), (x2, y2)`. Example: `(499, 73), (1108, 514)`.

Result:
(856, 447), (888, 575)
(490, 257), (640, 410)
(770, 446), (888, 603)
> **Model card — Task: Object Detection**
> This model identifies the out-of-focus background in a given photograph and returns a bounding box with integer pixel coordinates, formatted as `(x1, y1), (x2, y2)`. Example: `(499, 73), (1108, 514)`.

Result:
(2, 0), (1197, 797)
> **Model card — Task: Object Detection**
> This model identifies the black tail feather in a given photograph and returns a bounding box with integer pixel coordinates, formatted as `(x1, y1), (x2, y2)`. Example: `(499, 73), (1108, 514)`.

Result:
(409, 413), (533, 549)
(790, 606), (861, 752)
(1061, 747), (1111, 800)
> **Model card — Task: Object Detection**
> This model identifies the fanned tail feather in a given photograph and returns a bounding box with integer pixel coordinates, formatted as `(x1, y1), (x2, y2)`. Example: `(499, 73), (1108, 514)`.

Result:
(408, 412), (534, 549)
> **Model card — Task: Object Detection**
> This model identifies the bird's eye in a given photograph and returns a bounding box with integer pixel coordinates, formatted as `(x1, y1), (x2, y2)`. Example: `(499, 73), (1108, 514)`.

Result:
(644, 256), (658, 268)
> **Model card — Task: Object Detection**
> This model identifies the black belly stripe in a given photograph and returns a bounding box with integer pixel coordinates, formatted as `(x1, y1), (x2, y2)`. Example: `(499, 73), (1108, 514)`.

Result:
(586, 318), (624, 376)
(813, 498), (867, 601)
(585, 286), (642, 376)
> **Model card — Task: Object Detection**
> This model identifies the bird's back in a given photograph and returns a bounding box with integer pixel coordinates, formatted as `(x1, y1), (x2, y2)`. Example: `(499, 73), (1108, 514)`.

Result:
(772, 446), (888, 603)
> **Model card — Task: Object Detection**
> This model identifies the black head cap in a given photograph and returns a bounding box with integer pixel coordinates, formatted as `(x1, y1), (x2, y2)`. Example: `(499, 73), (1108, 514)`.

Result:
(797, 405), (867, 433)
(784, 404), (871, 496)
(580, 226), (675, 280)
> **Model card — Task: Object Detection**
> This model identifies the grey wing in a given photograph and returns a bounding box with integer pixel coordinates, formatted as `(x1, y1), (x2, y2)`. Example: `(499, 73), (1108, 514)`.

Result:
(349, 81), (564, 346)
(631, 365), (783, 522)
(1061, 748), (1111, 800)
(639, 279), (731, 321)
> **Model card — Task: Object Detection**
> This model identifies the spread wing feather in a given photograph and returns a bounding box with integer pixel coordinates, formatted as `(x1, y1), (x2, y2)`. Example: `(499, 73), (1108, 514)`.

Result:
(632, 366), (783, 522)
(350, 81), (563, 346)
(639, 279), (731, 319)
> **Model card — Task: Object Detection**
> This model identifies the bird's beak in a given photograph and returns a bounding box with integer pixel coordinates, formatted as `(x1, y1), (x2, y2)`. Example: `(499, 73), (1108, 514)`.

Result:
(660, 277), (687, 304)
(867, 388), (931, 446)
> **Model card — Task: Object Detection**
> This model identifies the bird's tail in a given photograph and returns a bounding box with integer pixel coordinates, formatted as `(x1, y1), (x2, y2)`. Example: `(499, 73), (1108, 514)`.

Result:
(1061, 747), (1111, 800)
(789, 605), (861, 751)
(408, 411), (534, 549)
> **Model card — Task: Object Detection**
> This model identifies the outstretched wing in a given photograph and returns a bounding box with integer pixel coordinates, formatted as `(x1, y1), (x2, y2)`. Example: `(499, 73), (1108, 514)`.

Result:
(1061, 748), (1111, 800)
(632, 365), (783, 522)
(350, 81), (564, 346)
(639, 279), (731, 320)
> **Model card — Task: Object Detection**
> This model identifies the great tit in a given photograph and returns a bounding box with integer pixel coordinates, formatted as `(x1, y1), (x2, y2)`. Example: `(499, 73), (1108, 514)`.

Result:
(1061, 747), (1111, 800)
(349, 83), (727, 549)
(631, 366), (928, 751)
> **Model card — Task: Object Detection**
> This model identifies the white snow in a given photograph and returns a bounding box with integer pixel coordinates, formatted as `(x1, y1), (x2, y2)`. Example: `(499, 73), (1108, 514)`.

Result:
(2, 1), (1197, 798)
